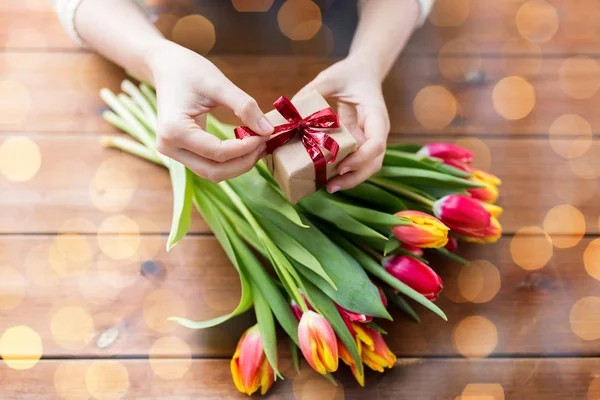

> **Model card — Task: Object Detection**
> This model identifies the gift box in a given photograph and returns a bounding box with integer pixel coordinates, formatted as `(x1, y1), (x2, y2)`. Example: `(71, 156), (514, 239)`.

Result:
(237, 91), (356, 203)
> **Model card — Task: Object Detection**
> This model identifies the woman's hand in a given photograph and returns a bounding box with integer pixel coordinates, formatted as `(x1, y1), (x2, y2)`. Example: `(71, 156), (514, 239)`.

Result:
(145, 40), (274, 182)
(295, 57), (390, 193)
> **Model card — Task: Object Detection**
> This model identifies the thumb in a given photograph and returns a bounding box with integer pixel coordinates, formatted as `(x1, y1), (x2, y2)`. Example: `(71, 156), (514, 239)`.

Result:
(215, 81), (274, 136)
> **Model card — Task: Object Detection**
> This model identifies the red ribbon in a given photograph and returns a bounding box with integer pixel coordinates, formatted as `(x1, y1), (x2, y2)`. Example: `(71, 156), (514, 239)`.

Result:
(235, 96), (340, 187)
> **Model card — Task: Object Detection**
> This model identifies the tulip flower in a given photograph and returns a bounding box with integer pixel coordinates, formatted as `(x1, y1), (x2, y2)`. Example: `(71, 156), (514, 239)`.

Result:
(462, 217), (502, 244)
(417, 143), (473, 171)
(400, 243), (424, 257)
(230, 325), (275, 396)
(384, 255), (443, 301)
(360, 326), (397, 372)
(298, 310), (339, 374)
(338, 339), (365, 387)
(433, 195), (491, 238)
(478, 200), (503, 218)
(445, 237), (459, 253)
(467, 170), (501, 203)
(336, 284), (388, 326)
(392, 211), (449, 248)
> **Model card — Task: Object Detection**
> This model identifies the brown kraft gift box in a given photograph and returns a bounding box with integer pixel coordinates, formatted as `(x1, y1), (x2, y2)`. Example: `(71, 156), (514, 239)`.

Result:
(263, 90), (357, 204)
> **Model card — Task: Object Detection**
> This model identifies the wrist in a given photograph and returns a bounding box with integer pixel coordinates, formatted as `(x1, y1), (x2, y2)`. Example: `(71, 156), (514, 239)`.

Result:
(142, 38), (179, 85)
(344, 54), (387, 84)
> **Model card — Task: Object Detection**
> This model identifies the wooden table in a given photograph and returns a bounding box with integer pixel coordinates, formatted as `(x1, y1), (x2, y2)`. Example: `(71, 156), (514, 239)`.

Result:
(2, 0), (600, 398)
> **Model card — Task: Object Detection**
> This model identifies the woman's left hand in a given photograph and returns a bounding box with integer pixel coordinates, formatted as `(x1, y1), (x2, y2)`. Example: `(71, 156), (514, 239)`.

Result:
(295, 57), (390, 193)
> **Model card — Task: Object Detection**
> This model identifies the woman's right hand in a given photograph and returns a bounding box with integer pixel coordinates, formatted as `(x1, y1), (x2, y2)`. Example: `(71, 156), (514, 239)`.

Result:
(145, 40), (274, 182)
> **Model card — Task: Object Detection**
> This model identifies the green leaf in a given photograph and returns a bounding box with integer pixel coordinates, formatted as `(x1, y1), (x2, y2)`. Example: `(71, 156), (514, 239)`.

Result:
(231, 168), (307, 228)
(384, 236), (401, 256)
(375, 167), (484, 189)
(383, 287), (421, 323)
(386, 143), (422, 153)
(327, 229), (447, 321)
(301, 280), (364, 377)
(434, 247), (468, 264)
(329, 197), (410, 228)
(257, 208), (390, 319)
(436, 163), (473, 178)
(166, 161), (193, 251)
(299, 191), (388, 240)
(252, 281), (282, 378)
(290, 341), (301, 373)
(412, 185), (469, 199)
(169, 185), (252, 328)
(258, 216), (335, 289)
(366, 321), (388, 334)
(383, 150), (444, 171)
(343, 182), (407, 214)
(388, 247), (429, 264)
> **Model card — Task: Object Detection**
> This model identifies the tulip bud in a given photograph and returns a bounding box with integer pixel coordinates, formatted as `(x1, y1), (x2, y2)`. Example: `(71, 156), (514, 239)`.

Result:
(377, 285), (388, 309)
(384, 255), (443, 301)
(230, 325), (275, 396)
(467, 170), (501, 203)
(400, 243), (424, 257)
(392, 211), (449, 248)
(298, 311), (339, 374)
(360, 326), (397, 372)
(417, 143), (473, 171)
(290, 300), (303, 321)
(433, 195), (491, 237)
(336, 303), (372, 324)
(338, 339), (365, 387)
(445, 237), (459, 253)
(462, 217), (502, 244)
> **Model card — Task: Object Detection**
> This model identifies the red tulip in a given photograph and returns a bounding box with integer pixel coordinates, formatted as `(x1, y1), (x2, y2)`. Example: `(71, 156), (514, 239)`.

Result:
(230, 325), (275, 396)
(392, 211), (449, 248)
(467, 169), (501, 203)
(298, 311), (339, 374)
(400, 243), (424, 257)
(417, 143), (474, 171)
(335, 284), (388, 326)
(445, 237), (459, 253)
(384, 255), (443, 301)
(462, 217), (502, 244)
(478, 200), (503, 218)
(433, 195), (491, 237)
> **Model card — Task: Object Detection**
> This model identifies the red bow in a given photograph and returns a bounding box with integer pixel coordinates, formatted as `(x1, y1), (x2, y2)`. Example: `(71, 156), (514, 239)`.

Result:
(235, 96), (340, 187)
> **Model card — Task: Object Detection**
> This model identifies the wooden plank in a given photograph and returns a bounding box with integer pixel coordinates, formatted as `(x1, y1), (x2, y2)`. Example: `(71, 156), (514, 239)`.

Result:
(0, 235), (597, 358)
(0, 358), (597, 399)
(2, 52), (600, 136)
(0, 134), (595, 235)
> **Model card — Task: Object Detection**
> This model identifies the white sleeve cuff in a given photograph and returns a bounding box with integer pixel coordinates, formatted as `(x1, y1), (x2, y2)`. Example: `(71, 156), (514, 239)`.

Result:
(416, 0), (435, 26)
(50, 0), (87, 44)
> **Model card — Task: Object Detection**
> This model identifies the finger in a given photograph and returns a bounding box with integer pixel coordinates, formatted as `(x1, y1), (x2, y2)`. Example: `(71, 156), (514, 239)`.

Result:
(326, 155), (384, 193)
(157, 116), (267, 163)
(337, 102), (365, 145)
(213, 81), (274, 136)
(172, 143), (266, 183)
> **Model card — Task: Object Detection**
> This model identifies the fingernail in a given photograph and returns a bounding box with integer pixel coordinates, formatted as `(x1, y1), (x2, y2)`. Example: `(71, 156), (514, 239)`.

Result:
(340, 167), (351, 175)
(328, 185), (341, 194)
(259, 117), (274, 134)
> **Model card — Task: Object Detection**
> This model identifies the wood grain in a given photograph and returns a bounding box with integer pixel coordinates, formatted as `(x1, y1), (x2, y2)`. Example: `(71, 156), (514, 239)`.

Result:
(0, 235), (595, 358)
(0, 134), (594, 235)
(0, 358), (597, 399)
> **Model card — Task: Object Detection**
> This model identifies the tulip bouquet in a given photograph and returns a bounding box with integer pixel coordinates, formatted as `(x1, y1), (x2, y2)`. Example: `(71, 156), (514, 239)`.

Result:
(100, 80), (502, 395)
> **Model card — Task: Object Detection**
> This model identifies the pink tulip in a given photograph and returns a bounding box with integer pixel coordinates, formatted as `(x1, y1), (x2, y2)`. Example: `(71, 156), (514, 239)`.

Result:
(230, 325), (275, 396)
(433, 195), (491, 238)
(392, 210), (449, 248)
(467, 169), (501, 203)
(445, 237), (459, 253)
(298, 311), (339, 374)
(384, 255), (443, 301)
(417, 143), (474, 171)
(462, 217), (502, 244)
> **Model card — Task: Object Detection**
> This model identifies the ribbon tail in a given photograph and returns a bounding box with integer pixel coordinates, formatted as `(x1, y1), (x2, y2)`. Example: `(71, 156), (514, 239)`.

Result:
(301, 134), (328, 188)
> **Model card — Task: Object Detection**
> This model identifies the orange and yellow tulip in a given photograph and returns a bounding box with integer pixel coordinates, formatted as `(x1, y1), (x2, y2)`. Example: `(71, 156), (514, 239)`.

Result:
(298, 310), (339, 374)
(338, 338), (365, 387)
(230, 325), (274, 396)
(392, 210), (449, 248)
(359, 326), (397, 373)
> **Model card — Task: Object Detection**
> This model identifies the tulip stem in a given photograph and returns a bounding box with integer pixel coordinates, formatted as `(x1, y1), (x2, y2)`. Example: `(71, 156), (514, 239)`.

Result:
(370, 178), (435, 207)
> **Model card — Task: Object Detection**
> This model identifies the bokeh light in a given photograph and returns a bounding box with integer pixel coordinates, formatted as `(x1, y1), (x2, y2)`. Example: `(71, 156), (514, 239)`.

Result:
(290, 24), (334, 57)
(54, 361), (91, 400)
(51, 306), (95, 350)
(492, 76), (536, 120)
(154, 13), (179, 41)
(0, 266), (26, 310)
(552, 166), (597, 205)
(232, 0), (274, 12)
(277, 0), (322, 41)
(428, 0), (469, 27)
(515, 0), (559, 43)
(510, 226), (553, 270)
(462, 383), (505, 400)
(452, 316), (498, 358)
(563, 0), (600, 39)
(454, 138), (491, 171)
(97, 215), (141, 260)
(25, 243), (60, 287)
(501, 38), (542, 78)
(172, 15), (216, 55)
(412, 85), (457, 130)
(143, 289), (186, 333)
(90, 157), (139, 213)
(559, 56), (600, 100)
(457, 260), (502, 304)
(0, 80), (31, 126)
(438, 39), (481, 82)
(548, 114), (592, 159)
(149, 336), (192, 380)
(584, 239), (600, 282)
(85, 360), (130, 400)
(589, 376), (600, 400)
(97, 255), (141, 289)
(570, 296), (600, 340)
(0, 325), (43, 370)
(0, 136), (41, 182)
(543, 205), (586, 248)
